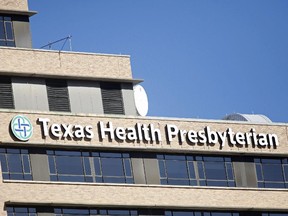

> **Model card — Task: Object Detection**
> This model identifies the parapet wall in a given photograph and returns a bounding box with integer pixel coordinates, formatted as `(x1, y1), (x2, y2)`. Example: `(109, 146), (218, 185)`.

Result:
(0, 48), (133, 81)
(0, 0), (28, 11)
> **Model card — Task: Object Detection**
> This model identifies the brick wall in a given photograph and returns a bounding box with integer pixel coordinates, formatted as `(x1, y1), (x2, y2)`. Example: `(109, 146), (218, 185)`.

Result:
(0, 48), (133, 80)
(0, 0), (28, 11)
(0, 181), (287, 216)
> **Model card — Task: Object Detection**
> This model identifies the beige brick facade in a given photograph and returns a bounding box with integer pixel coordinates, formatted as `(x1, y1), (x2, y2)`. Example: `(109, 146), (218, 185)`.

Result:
(0, 180), (287, 216)
(0, 48), (133, 81)
(0, 0), (28, 11)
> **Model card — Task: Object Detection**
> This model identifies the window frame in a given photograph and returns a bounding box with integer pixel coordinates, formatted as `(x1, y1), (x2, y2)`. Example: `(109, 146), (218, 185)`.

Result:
(47, 150), (134, 184)
(0, 15), (16, 47)
(158, 154), (236, 187)
(0, 148), (32, 180)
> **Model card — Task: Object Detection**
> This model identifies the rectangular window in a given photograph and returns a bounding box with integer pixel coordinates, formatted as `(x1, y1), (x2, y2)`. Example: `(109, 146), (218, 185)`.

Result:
(157, 154), (235, 187)
(54, 208), (138, 216)
(46, 79), (71, 112)
(101, 82), (125, 115)
(48, 150), (134, 184)
(0, 76), (14, 109)
(6, 207), (37, 216)
(93, 152), (133, 183)
(165, 211), (240, 216)
(255, 158), (288, 188)
(0, 148), (32, 180)
(0, 15), (15, 47)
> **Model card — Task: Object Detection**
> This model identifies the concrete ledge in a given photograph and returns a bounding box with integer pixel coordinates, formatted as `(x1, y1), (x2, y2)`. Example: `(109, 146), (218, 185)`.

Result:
(0, 9), (37, 16)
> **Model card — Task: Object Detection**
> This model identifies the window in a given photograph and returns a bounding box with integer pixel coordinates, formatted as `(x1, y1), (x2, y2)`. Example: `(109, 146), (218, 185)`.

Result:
(46, 79), (71, 112)
(48, 150), (87, 182)
(6, 207), (37, 216)
(54, 208), (138, 216)
(101, 82), (125, 115)
(0, 16), (15, 47)
(0, 76), (14, 109)
(93, 152), (133, 183)
(158, 154), (195, 185)
(158, 154), (235, 187)
(255, 158), (288, 188)
(0, 148), (32, 180)
(48, 150), (133, 184)
(196, 156), (235, 187)
(262, 214), (288, 216)
(7, 207), (139, 216)
(166, 211), (240, 216)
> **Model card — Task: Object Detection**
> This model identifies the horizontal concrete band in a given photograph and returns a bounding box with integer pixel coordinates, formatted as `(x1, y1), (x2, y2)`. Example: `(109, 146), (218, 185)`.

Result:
(1, 181), (288, 211)
(1, 111), (288, 155)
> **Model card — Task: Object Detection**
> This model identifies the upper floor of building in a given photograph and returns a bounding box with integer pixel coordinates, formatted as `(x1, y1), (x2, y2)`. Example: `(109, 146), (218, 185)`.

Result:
(0, 0), (36, 48)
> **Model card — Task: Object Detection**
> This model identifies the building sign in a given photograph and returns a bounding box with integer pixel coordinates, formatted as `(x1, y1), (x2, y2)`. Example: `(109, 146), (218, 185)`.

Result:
(10, 115), (33, 141)
(9, 115), (279, 148)
(35, 117), (279, 148)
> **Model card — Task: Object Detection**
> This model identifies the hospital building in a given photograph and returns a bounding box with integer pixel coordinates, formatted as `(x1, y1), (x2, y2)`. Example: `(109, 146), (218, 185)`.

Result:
(0, 0), (287, 215)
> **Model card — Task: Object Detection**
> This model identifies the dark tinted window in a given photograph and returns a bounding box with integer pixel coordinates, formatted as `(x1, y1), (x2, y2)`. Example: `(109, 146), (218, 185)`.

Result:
(48, 150), (133, 184)
(0, 15), (15, 47)
(158, 154), (235, 187)
(54, 207), (138, 216)
(0, 148), (32, 180)
(255, 158), (288, 188)
(94, 152), (133, 183)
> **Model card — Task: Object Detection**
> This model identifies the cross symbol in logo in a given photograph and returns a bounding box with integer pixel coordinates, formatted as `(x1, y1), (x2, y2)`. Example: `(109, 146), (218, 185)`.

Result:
(11, 115), (33, 141)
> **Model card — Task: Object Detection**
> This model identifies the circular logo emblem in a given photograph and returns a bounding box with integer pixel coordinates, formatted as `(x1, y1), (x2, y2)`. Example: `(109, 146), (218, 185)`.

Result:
(11, 115), (33, 141)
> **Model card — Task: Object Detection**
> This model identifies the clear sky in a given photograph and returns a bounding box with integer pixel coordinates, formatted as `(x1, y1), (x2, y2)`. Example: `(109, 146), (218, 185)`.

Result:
(28, 0), (288, 123)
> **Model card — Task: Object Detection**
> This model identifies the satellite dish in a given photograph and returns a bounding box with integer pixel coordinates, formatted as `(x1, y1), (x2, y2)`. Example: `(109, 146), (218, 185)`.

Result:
(133, 85), (149, 117)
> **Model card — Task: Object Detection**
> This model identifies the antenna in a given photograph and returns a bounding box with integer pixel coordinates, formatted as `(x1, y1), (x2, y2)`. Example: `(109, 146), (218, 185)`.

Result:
(40, 35), (72, 51)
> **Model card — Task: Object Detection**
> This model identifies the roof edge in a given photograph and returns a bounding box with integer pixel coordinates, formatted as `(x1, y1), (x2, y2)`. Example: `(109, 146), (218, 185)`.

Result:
(0, 9), (37, 17)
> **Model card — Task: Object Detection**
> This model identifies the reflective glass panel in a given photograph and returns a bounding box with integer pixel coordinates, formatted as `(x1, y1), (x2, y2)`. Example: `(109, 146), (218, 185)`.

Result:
(166, 160), (188, 178)
(56, 156), (84, 175)
(101, 158), (124, 176)
(262, 164), (284, 181)
(204, 162), (226, 180)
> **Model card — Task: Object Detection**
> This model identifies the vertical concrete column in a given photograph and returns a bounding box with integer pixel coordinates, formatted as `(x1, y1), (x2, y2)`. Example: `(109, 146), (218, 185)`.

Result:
(131, 153), (161, 185)
(121, 83), (137, 116)
(143, 157), (160, 185)
(68, 80), (104, 114)
(38, 213), (54, 216)
(233, 161), (257, 188)
(131, 155), (146, 184)
(12, 77), (49, 111)
(13, 15), (32, 48)
(30, 150), (50, 181)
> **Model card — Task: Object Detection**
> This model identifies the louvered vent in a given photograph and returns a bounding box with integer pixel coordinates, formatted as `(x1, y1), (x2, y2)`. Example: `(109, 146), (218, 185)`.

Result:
(46, 79), (70, 112)
(101, 82), (124, 115)
(0, 76), (14, 109)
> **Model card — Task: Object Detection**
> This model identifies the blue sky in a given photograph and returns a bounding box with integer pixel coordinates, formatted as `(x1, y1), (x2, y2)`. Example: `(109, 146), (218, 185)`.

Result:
(28, 1), (288, 123)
